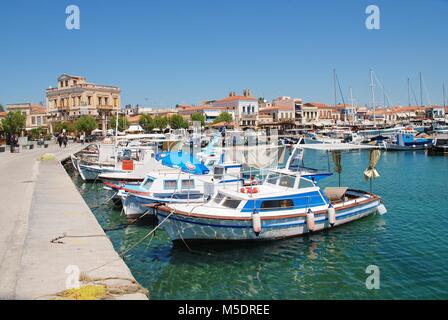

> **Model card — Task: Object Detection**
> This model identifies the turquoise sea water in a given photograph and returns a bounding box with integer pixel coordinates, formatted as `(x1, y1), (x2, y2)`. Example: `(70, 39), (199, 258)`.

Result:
(69, 150), (448, 299)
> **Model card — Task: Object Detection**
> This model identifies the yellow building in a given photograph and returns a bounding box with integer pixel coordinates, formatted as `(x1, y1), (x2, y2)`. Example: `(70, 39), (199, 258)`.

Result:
(46, 74), (121, 133)
(6, 103), (49, 131)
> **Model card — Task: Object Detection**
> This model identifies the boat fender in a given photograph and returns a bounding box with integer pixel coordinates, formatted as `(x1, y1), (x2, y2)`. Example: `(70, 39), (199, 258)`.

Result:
(252, 187), (259, 194)
(252, 211), (262, 235)
(306, 210), (315, 232)
(327, 206), (336, 226)
(377, 203), (387, 215)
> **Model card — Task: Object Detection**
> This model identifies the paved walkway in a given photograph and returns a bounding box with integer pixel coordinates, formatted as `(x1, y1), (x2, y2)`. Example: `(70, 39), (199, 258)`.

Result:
(0, 142), (147, 300)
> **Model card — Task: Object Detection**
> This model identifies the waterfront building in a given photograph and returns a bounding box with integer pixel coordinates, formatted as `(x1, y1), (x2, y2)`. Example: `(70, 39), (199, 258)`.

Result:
(211, 90), (259, 128)
(176, 105), (234, 124)
(6, 103), (49, 132)
(46, 74), (121, 133)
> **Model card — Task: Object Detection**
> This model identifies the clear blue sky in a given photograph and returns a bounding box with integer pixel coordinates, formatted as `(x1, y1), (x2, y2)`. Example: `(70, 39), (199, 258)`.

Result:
(0, 0), (447, 108)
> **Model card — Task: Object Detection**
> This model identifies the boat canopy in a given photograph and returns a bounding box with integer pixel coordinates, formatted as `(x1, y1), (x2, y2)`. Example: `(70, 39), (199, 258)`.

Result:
(156, 151), (210, 175)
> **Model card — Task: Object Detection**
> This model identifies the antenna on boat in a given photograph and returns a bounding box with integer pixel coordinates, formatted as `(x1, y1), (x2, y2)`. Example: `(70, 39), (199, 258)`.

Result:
(369, 69), (376, 127)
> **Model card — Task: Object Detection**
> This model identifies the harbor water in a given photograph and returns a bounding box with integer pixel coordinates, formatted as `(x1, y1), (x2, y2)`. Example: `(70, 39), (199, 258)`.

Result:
(69, 150), (448, 299)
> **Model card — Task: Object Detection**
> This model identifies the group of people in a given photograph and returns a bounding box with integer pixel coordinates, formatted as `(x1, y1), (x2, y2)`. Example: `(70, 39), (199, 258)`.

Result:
(57, 133), (68, 148)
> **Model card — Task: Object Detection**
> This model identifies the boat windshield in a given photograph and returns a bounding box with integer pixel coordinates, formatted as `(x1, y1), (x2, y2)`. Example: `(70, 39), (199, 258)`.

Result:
(212, 192), (225, 205)
(222, 198), (241, 209)
(142, 177), (155, 190)
(298, 177), (315, 189)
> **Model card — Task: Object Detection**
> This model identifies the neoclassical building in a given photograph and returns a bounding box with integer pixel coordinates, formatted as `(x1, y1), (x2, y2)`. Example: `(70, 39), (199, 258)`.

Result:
(46, 74), (121, 133)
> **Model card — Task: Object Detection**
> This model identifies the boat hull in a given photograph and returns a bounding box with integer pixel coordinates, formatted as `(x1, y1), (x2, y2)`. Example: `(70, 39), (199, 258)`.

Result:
(156, 199), (382, 242)
(78, 164), (120, 181)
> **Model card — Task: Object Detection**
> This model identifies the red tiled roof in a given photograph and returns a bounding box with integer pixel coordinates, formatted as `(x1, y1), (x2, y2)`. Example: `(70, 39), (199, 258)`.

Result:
(30, 105), (47, 114)
(214, 95), (257, 103)
(303, 102), (331, 109)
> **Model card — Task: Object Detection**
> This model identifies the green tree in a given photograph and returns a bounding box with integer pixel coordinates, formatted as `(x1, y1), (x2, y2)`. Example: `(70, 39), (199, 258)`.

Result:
(109, 114), (129, 132)
(29, 126), (45, 140)
(53, 121), (75, 134)
(0, 104), (5, 112)
(139, 114), (154, 132)
(169, 114), (188, 129)
(153, 115), (168, 130)
(75, 116), (97, 135)
(213, 111), (233, 124)
(1, 111), (26, 134)
(191, 112), (205, 125)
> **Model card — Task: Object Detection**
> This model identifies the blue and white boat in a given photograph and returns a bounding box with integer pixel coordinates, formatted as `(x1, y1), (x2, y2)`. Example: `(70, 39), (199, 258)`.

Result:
(154, 168), (386, 243)
(381, 128), (433, 151)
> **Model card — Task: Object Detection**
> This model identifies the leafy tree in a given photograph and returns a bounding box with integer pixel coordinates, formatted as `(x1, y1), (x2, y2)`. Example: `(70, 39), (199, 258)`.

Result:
(169, 114), (188, 129)
(29, 126), (45, 140)
(75, 116), (97, 135)
(191, 112), (205, 125)
(1, 111), (25, 134)
(153, 115), (168, 130)
(139, 114), (154, 132)
(213, 111), (233, 124)
(53, 121), (75, 134)
(0, 104), (5, 112)
(109, 114), (129, 132)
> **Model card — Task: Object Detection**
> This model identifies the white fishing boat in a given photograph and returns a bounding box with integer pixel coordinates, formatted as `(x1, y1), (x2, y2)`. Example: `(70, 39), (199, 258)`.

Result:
(154, 169), (386, 243)
(153, 143), (386, 243)
(113, 165), (241, 219)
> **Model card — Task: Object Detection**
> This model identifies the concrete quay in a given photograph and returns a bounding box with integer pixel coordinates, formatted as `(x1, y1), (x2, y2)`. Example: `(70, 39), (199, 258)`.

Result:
(0, 142), (148, 300)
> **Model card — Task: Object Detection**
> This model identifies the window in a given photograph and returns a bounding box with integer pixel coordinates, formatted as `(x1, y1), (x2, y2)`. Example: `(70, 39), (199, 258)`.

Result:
(222, 198), (241, 209)
(279, 175), (296, 188)
(261, 199), (294, 210)
(142, 177), (155, 190)
(31, 116), (36, 125)
(163, 180), (178, 190)
(266, 173), (279, 185)
(212, 193), (225, 204)
(181, 179), (195, 189)
(298, 178), (315, 189)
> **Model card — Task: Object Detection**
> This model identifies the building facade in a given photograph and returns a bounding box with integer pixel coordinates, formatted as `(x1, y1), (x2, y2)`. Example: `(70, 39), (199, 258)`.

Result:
(46, 74), (121, 133)
(6, 103), (49, 131)
(211, 90), (259, 128)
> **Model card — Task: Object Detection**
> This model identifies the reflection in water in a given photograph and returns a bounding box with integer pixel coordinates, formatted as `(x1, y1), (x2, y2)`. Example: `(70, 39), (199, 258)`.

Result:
(67, 150), (448, 299)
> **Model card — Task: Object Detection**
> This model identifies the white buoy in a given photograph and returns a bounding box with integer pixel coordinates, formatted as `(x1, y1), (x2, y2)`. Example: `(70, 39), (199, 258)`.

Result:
(327, 206), (336, 226)
(252, 211), (262, 235)
(306, 211), (315, 232)
(377, 204), (387, 215)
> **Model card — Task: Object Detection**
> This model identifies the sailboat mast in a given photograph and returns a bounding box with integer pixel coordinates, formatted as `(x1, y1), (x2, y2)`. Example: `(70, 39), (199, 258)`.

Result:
(370, 70), (376, 127)
(443, 82), (446, 108)
(419, 72), (423, 106)
(115, 108), (119, 165)
(349, 87), (354, 124)
(407, 78), (411, 107)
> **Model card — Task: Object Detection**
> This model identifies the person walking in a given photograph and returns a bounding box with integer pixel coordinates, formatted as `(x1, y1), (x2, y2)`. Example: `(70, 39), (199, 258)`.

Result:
(80, 132), (85, 145)
(57, 133), (63, 148)
(63, 133), (68, 148)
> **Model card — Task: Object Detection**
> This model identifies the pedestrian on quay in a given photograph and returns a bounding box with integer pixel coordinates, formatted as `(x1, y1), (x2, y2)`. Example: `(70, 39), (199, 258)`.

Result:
(57, 133), (63, 148)
(63, 133), (68, 148)
(80, 132), (85, 145)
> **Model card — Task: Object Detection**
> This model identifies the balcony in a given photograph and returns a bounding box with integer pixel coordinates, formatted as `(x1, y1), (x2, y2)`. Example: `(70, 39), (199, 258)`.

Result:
(240, 112), (258, 119)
